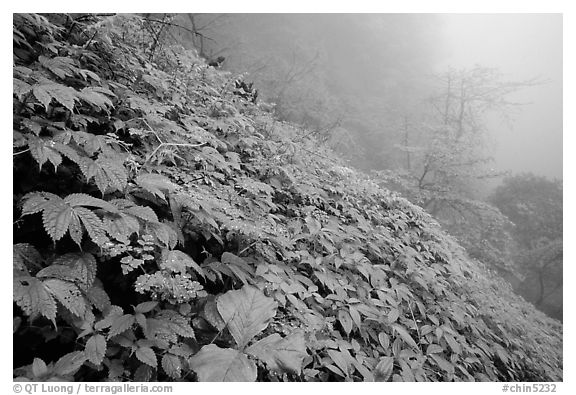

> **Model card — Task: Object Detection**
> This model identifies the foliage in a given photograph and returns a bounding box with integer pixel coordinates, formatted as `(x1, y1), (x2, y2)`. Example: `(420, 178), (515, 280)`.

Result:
(13, 13), (561, 382)
(490, 173), (563, 319)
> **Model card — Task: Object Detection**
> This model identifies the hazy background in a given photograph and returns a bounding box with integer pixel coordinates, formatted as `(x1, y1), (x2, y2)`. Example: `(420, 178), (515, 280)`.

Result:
(173, 13), (562, 183)
(440, 14), (562, 180)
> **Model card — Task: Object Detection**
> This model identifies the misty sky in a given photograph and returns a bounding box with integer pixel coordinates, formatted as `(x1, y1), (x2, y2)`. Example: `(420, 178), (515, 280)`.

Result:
(438, 14), (562, 179)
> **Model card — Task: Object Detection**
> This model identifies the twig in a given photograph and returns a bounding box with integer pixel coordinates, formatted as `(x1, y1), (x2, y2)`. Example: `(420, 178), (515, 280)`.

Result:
(408, 301), (423, 353)
(238, 241), (257, 256)
(13, 148), (30, 156)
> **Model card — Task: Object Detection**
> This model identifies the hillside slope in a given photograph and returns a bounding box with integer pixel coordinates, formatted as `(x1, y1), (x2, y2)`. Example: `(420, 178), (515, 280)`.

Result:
(13, 14), (562, 382)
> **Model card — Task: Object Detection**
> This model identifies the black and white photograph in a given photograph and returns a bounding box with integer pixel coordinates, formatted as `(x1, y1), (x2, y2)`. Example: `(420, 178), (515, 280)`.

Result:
(10, 4), (567, 389)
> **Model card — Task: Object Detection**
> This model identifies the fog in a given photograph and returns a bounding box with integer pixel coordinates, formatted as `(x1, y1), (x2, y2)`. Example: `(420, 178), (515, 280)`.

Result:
(439, 14), (563, 180)
(181, 13), (562, 181)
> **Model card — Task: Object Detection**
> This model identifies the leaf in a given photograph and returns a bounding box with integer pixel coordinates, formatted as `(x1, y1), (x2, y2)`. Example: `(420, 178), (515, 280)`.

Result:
(13, 276), (56, 323)
(21, 192), (112, 246)
(161, 249), (204, 278)
(136, 173), (178, 199)
(135, 346), (157, 368)
(338, 309), (353, 335)
(392, 324), (418, 349)
(327, 349), (349, 377)
(14, 77), (32, 100)
(388, 307), (400, 323)
(33, 82), (77, 112)
(426, 344), (444, 355)
(378, 332), (390, 350)
(79, 156), (128, 194)
(28, 137), (63, 171)
(78, 87), (113, 111)
(162, 354), (182, 379)
(13, 243), (43, 272)
(430, 354), (454, 374)
(216, 285), (277, 349)
(245, 332), (307, 375)
(43, 278), (86, 317)
(53, 351), (87, 376)
(203, 298), (226, 331)
(85, 334), (107, 365)
(134, 301), (158, 314)
(108, 314), (135, 338)
(48, 252), (97, 291)
(32, 358), (48, 378)
(188, 344), (257, 382)
(87, 286), (111, 312)
(374, 356), (394, 382)
(348, 305), (362, 329)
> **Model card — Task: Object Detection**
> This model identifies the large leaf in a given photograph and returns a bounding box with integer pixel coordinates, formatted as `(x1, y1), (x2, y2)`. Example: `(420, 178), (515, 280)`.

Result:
(188, 344), (256, 382)
(245, 332), (307, 375)
(216, 285), (277, 349)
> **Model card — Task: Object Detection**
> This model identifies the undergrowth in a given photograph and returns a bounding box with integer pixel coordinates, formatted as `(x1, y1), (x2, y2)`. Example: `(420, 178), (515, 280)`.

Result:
(12, 13), (562, 382)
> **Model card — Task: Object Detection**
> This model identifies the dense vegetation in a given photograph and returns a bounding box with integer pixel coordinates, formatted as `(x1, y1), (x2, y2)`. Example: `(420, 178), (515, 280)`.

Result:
(13, 14), (562, 382)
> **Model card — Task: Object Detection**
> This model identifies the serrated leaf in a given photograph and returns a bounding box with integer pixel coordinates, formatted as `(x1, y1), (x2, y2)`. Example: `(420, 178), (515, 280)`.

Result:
(104, 214), (140, 244)
(42, 198), (72, 242)
(217, 285), (277, 349)
(43, 278), (86, 317)
(135, 346), (157, 368)
(53, 351), (86, 376)
(125, 205), (159, 223)
(52, 252), (97, 290)
(28, 137), (63, 171)
(374, 356), (394, 382)
(108, 314), (135, 338)
(188, 344), (257, 382)
(87, 286), (111, 312)
(134, 364), (153, 381)
(78, 87), (113, 111)
(64, 193), (119, 213)
(161, 249), (204, 278)
(392, 324), (418, 349)
(79, 157), (127, 194)
(85, 334), (107, 365)
(136, 173), (178, 199)
(74, 206), (109, 246)
(245, 332), (307, 374)
(21, 191), (56, 216)
(338, 309), (353, 335)
(13, 276), (56, 323)
(13, 243), (43, 272)
(161, 354), (182, 379)
(33, 82), (77, 112)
